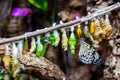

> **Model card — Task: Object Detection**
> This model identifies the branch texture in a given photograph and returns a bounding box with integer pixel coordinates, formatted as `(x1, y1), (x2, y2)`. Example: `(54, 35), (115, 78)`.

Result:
(18, 53), (65, 80)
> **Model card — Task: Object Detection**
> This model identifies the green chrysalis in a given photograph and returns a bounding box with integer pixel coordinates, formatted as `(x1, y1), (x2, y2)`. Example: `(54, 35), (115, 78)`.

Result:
(68, 32), (76, 54)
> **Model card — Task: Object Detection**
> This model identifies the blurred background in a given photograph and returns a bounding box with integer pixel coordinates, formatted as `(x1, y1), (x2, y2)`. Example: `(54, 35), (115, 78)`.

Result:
(0, 0), (120, 80)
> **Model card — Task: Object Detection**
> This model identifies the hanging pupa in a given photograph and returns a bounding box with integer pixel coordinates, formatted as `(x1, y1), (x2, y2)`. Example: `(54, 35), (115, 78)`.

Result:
(49, 32), (55, 45)
(40, 36), (48, 56)
(29, 37), (36, 53)
(44, 28), (55, 45)
(84, 21), (90, 38)
(99, 17), (105, 29)
(93, 18), (105, 42)
(12, 42), (18, 60)
(41, 43), (48, 57)
(60, 21), (68, 51)
(75, 16), (82, 38)
(45, 32), (50, 43)
(17, 40), (23, 55)
(48, 23), (56, 45)
(79, 38), (102, 65)
(68, 26), (76, 54)
(36, 36), (43, 58)
(53, 30), (60, 46)
(76, 24), (82, 38)
(2, 44), (11, 70)
(83, 22), (97, 44)
(61, 28), (68, 51)
(99, 17), (106, 39)
(23, 38), (29, 52)
(104, 14), (112, 39)
(52, 23), (60, 46)
(12, 42), (19, 78)
(89, 20), (95, 34)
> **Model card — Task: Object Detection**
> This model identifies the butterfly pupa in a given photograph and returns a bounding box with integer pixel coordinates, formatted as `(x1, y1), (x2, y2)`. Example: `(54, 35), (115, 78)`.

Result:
(61, 28), (68, 51)
(36, 36), (43, 58)
(76, 24), (82, 38)
(89, 20), (95, 34)
(29, 37), (36, 53)
(79, 38), (102, 65)
(17, 40), (23, 55)
(2, 44), (11, 70)
(68, 26), (76, 54)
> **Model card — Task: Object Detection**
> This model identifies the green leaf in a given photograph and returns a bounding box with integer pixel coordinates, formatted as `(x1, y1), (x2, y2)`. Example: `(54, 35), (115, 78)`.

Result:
(28, 0), (48, 11)
(7, 71), (12, 77)
(0, 73), (4, 80)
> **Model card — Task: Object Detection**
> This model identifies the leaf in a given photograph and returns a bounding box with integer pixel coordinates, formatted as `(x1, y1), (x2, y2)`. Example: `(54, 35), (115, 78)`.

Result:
(0, 73), (4, 80)
(28, 0), (48, 11)
(7, 71), (12, 77)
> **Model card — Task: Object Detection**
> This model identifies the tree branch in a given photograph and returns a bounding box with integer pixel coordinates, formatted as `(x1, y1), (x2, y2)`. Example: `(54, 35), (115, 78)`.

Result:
(17, 53), (65, 80)
(0, 2), (120, 45)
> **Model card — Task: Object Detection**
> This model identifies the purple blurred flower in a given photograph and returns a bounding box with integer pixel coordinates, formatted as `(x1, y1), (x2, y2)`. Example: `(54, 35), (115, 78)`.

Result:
(12, 7), (31, 16)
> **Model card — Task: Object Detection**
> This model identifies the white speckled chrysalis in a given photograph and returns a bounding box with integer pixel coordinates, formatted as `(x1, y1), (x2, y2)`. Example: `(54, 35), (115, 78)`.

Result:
(79, 38), (102, 65)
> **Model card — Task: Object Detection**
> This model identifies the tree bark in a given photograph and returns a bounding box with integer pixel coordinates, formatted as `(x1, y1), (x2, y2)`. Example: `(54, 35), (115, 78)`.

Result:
(18, 53), (65, 80)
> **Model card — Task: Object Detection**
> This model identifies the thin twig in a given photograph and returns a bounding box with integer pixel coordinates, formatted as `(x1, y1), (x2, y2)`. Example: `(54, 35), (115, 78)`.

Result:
(0, 2), (120, 45)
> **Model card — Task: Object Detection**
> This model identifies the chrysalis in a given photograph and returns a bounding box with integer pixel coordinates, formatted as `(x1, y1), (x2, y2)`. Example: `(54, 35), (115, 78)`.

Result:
(75, 16), (82, 38)
(40, 37), (48, 56)
(41, 43), (48, 57)
(49, 33), (55, 45)
(29, 37), (36, 53)
(104, 14), (112, 39)
(12, 42), (19, 78)
(61, 28), (68, 51)
(17, 40), (23, 55)
(84, 22), (89, 38)
(99, 17), (106, 39)
(93, 18), (105, 42)
(12, 42), (18, 59)
(60, 21), (68, 51)
(2, 55), (11, 70)
(36, 36), (43, 58)
(23, 39), (29, 52)
(45, 32), (50, 43)
(53, 30), (60, 46)
(52, 23), (60, 46)
(89, 20), (95, 34)
(79, 38), (102, 65)
(2, 44), (11, 70)
(68, 26), (76, 54)
(76, 24), (82, 38)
